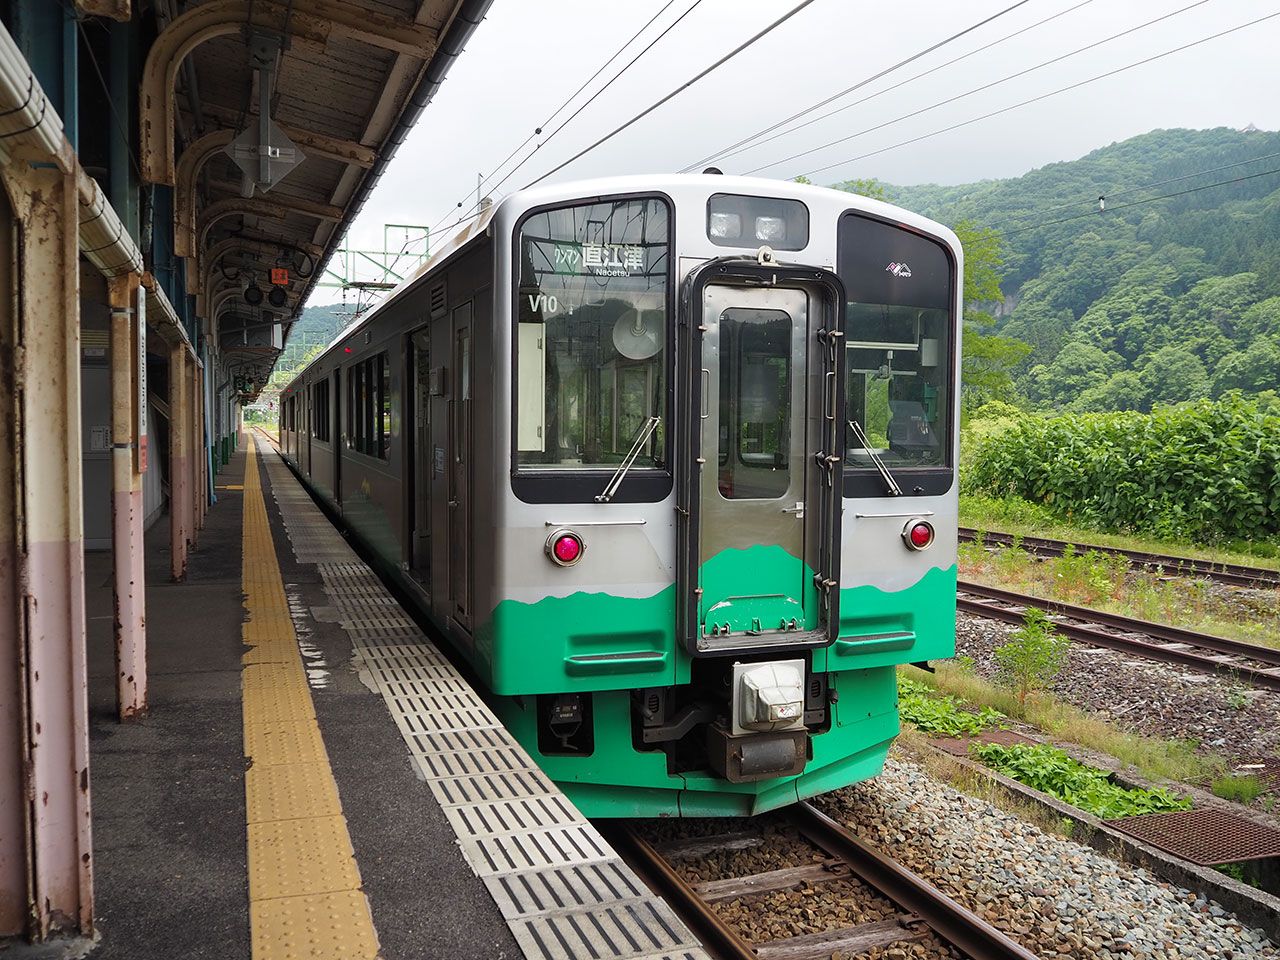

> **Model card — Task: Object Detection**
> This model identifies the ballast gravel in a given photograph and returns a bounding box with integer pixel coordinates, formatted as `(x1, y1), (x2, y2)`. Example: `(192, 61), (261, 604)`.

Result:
(816, 757), (1278, 960)
(955, 612), (1280, 762)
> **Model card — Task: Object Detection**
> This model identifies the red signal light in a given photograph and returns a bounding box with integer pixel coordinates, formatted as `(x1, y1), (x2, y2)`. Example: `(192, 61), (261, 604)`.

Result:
(902, 519), (935, 551)
(546, 529), (584, 566)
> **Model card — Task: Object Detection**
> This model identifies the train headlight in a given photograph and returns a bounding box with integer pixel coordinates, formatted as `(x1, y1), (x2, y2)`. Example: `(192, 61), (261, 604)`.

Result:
(902, 519), (935, 551)
(708, 211), (741, 240)
(754, 216), (785, 243)
(545, 529), (585, 566)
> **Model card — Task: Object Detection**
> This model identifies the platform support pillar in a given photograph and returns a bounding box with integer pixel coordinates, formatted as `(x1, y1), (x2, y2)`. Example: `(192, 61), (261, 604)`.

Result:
(0, 164), (95, 940)
(169, 343), (190, 580)
(194, 360), (206, 533)
(108, 273), (147, 722)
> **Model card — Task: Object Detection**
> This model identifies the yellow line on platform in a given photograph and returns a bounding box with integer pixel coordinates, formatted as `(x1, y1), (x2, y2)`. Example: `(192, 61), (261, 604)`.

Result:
(240, 440), (380, 960)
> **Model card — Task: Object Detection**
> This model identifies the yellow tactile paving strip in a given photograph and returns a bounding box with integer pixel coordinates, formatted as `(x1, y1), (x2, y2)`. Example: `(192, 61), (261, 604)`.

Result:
(241, 439), (381, 960)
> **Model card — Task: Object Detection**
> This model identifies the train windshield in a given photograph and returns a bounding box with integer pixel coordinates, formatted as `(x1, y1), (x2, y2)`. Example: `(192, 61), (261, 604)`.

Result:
(515, 197), (670, 470)
(836, 213), (953, 471)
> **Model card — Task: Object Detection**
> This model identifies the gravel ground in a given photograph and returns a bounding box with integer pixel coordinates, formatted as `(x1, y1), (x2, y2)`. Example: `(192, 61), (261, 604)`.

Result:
(815, 757), (1278, 960)
(956, 612), (1280, 762)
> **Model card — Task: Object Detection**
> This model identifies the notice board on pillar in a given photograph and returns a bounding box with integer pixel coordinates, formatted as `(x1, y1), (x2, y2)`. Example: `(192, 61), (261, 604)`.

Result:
(137, 292), (148, 473)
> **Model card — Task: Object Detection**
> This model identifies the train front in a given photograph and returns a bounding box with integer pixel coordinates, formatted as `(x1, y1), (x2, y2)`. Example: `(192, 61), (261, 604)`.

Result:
(482, 176), (960, 817)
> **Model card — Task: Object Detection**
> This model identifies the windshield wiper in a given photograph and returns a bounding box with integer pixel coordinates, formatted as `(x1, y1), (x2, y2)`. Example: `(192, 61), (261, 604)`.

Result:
(596, 416), (662, 503)
(848, 420), (902, 497)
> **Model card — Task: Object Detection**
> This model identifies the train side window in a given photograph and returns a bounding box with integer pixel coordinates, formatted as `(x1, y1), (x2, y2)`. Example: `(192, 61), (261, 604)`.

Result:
(311, 379), (330, 441)
(836, 212), (956, 497)
(379, 352), (391, 459)
(513, 194), (673, 503)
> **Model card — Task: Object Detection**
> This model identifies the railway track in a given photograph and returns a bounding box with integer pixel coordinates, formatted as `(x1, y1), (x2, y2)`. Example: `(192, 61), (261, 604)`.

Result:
(958, 528), (1280, 590)
(957, 580), (1280, 693)
(606, 802), (1039, 960)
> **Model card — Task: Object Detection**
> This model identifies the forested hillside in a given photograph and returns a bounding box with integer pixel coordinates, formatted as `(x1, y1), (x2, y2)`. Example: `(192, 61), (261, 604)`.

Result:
(865, 127), (1280, 412)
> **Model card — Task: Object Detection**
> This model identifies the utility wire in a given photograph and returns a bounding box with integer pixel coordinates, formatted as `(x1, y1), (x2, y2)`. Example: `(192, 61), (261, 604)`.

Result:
(998, 148), (1280, 227)
(523, 0), (822, 189)
(748, 0), (1211, 176)
(1002, 165), (1280, 235)
(790, 8), (1280, 180)
(682, 0), (1042, 173)
(425, 0), (704, 245)
(478, 0), (701, 204)
(688, 0), (1096, 173)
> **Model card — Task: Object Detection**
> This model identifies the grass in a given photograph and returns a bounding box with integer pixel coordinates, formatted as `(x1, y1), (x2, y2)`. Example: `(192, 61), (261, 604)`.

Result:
(958, 538), (1280, 649)
(961, 493), (1280, 570)
(902, 663), (1226, 786)
(1211, 774), (1266, 804)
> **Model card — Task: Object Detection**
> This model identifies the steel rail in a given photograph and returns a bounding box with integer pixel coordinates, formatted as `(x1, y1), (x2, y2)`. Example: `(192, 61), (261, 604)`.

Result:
(957, 581), (1280, 692)
(608, 807), (1041, 960)
(605, 824), (758, 960)
(959, 527), (1280, 589)
(788, 802), (1040, 960)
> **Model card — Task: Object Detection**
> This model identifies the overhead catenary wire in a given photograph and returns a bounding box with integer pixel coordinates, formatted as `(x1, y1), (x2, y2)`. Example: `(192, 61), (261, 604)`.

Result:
(687, 0), (1097, 173)
(997, 148), (1280, 228)
(681, 0), (1046, 174)
(787, 8), (1280, 181)
(1001, 164), (1280, 236)
(522, 0), (823, 190)
(475, 0), (707, 209)
(746, 0), (1212, 176)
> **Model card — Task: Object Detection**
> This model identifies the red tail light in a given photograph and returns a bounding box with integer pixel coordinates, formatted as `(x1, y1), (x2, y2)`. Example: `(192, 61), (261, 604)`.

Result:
(902, 519), (935, 551)
(546, 529), (584, 566)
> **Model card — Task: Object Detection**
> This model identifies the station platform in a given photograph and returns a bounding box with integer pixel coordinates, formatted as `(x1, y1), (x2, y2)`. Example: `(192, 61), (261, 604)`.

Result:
(81, 433), (705, 960)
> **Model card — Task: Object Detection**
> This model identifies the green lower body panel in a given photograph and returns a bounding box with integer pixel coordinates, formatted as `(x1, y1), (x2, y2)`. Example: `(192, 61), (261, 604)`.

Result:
(491, 665), (900, 818)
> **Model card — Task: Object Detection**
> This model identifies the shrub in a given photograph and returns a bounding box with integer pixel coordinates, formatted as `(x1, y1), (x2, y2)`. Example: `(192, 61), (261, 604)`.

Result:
(993, 609), (1069, 706)
(963, 396), (1280, 542)
(974, 742), (1192, 819)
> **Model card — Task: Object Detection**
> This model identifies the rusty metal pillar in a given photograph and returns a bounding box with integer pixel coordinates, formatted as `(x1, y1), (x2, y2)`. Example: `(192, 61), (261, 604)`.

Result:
(108, 274), (147, 721)
(169, 343), (190, 580)
(0, 165), (95, 939)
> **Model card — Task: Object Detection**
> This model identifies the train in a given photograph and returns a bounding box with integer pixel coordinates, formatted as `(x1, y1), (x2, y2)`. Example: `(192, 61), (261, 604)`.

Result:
(278, 174), (961, 817)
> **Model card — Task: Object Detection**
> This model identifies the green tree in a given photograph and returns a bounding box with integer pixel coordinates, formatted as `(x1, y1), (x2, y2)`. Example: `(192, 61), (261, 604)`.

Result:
(833, 177), (888, 201)
(1138, 345), (1210, 408)
(1212, 338), (1280, 394)
(1069, 370), (1149, 413)
(994, 609), (1068, 707)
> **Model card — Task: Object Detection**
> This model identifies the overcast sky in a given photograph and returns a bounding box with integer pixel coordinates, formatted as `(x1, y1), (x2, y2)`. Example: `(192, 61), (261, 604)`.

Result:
(313, 0), (1280, 303)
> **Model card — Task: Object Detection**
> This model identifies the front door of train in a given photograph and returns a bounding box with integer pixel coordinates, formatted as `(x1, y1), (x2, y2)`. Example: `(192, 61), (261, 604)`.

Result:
(677, 261), (845, 656)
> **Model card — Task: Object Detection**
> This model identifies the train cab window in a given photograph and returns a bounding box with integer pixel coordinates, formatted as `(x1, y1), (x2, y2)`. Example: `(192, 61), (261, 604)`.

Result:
(837, 212), (955, 497)
(513, 196), (672, 502)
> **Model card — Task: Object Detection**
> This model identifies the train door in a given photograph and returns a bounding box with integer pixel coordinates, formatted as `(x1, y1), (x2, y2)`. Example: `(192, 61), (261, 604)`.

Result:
(410, 328), (431, 584)
(677, 264), (844, 656)
(446, 302), (473, 631)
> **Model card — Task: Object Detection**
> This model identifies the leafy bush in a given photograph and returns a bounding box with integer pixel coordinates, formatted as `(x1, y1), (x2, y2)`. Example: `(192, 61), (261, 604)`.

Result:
(964, 396), (1280, 542)
(974, 742), (1192, 819)
(993, 609), (1069, 706)
(897, 676), (1005, 737)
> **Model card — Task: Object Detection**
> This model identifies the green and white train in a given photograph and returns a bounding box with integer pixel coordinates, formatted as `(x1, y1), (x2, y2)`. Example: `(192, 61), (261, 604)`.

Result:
(279, 174), (961, 817)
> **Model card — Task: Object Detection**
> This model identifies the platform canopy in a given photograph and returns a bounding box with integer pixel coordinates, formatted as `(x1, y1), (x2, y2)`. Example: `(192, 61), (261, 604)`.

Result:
(139, 0), (489, 399)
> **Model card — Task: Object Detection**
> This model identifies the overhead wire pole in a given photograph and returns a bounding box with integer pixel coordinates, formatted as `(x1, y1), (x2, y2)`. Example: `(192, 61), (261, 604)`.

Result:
(784, 8), (1280, 181)
(745, 0), (1215, 176)
(523, 0), (823, 189)
(681, 0), (1041, 173)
